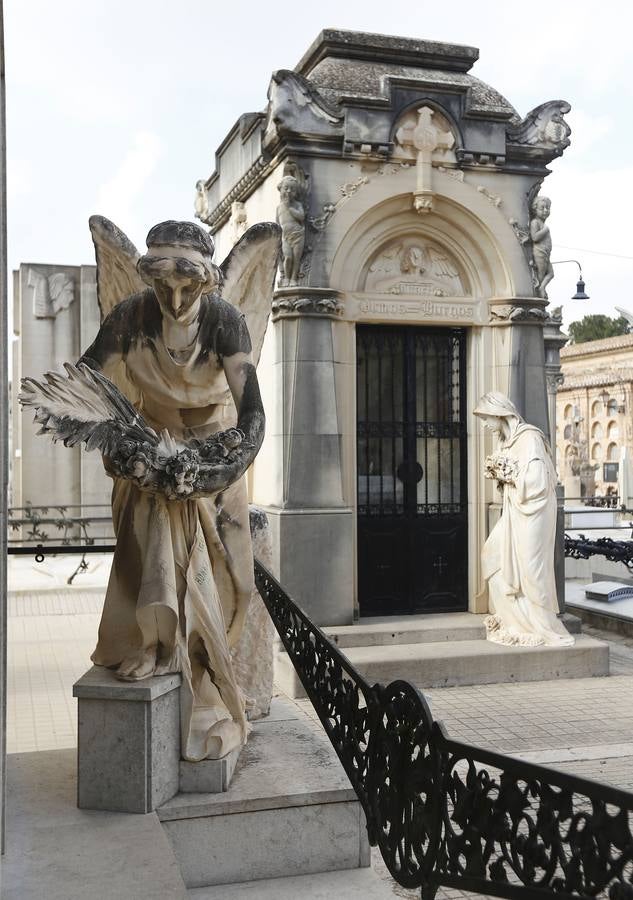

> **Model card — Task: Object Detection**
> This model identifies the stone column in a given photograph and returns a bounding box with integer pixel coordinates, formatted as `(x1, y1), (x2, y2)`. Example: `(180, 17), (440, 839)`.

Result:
(0, 0), (7, 852)
(543, 313), (568, 615)
(507, 314), (550, 436)
(543, 311), (567, 446)
(254, 288), (355, 626)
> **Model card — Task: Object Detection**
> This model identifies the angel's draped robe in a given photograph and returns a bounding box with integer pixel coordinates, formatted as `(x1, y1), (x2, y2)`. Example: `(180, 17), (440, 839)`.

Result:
(80, 289), (257, 760)
(482, 423), (574, 647)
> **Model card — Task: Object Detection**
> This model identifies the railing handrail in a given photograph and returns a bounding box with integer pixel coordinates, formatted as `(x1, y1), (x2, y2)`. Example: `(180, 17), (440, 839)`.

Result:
(254, 558), (633, 900)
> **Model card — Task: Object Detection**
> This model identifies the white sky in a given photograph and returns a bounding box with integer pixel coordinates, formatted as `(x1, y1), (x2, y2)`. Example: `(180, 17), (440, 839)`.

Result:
(5, 0), (633, 327)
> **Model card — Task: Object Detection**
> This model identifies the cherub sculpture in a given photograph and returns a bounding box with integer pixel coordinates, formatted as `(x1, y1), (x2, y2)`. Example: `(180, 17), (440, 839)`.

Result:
(20, 216), (280, 761)
(276, 172), (306, 284)
(530, 195), (554, 299)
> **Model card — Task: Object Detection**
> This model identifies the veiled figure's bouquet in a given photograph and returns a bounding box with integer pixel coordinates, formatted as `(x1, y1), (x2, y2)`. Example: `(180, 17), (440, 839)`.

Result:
(484, 450), (519, 486)
(19, 363), (251, 500)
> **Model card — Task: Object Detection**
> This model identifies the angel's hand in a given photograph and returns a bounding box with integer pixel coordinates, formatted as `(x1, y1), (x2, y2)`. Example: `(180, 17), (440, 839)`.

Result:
(196, 460), (242, 495)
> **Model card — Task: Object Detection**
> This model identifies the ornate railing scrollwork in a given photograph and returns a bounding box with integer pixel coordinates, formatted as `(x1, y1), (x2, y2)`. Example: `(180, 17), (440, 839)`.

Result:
(565, 534), (633, 571)
(254, 559), (633, 900)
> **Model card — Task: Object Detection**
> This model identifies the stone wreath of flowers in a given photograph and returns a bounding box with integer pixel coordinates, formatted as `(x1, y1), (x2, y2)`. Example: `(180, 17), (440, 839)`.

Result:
(484, 450), (519, 486)
(19, 363), (251, 501)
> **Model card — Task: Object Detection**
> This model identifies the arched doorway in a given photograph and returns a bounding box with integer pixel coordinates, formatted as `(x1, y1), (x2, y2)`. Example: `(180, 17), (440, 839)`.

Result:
(356, 323), (467, 614)
(326, 186), (517, 616)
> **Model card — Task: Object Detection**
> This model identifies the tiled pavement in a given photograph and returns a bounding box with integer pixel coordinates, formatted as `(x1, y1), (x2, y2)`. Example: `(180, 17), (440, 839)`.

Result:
(7, 571), (633, 899)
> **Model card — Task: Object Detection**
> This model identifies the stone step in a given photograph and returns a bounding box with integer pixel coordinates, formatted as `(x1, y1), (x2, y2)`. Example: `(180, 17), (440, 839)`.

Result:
(275, 635), (609, 699)
(187, 866), (395, 899)
(158, 702), (369, 889)
(322, 612), (486, 648)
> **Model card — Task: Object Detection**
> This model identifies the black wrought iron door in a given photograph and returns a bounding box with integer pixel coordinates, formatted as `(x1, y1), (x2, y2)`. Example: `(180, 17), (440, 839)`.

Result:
(356, 325), (467, 615)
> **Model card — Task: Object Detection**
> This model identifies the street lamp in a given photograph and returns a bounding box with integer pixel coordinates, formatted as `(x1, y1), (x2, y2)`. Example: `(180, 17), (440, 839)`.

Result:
(551, 259), (589, 299)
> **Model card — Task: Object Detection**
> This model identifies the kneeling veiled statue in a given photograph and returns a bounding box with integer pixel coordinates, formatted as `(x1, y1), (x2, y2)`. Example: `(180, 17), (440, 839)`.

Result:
(20, 216), (280, 760)
(474, 392), (574, 648)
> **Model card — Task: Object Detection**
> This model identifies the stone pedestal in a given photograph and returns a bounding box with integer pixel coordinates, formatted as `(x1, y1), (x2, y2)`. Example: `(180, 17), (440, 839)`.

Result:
(564, 474), (582, 503)
(73, 666), (181, 814)
(179, 749), (241, 794)
(158, 699), (370, 888)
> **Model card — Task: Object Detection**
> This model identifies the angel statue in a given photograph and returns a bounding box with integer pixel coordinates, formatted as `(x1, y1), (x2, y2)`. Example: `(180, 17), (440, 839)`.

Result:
(474, 392), (574, 648)
(20, 217), (280, 761)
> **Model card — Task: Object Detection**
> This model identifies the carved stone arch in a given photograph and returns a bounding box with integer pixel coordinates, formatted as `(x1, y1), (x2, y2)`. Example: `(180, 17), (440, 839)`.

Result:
(329, 190), (514, 297)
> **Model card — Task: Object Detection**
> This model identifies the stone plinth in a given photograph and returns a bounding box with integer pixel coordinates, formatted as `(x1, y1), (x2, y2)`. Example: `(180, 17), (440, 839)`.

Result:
(158, 701), (370, 888)
(179, 748), (241, 794)
(73, 666), (181, 814)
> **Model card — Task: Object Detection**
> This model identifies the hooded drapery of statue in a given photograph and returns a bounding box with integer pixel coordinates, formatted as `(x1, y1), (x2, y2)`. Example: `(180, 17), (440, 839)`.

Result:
(20, 216), (281, 760)
(474, 392), (574, 648)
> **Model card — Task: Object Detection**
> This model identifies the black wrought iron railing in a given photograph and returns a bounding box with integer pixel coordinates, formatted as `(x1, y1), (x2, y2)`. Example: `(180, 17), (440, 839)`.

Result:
(254, 559), (633, 900)
(8, 503), (115, 549)
(565, 534), (633, 572)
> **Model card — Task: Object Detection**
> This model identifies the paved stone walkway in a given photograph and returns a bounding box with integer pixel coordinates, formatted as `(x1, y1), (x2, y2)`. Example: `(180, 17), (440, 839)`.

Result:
(7, 573), (633, 899)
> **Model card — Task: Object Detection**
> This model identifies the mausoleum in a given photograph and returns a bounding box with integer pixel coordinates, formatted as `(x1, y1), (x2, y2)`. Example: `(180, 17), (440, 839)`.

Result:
(198, 29), (571, 627)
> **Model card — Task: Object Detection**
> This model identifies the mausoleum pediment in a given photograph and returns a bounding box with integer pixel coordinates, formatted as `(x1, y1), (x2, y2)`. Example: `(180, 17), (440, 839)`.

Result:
(364, 237), (469, 297)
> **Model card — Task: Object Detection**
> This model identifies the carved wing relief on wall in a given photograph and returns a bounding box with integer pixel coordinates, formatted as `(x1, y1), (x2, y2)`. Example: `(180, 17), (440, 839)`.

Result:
(365, 238), (467, 297)
(27, 268), (75, 318)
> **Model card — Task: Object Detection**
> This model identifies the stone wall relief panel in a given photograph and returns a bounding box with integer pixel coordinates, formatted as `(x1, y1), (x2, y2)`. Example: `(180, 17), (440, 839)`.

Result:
(364, 236), (468, 298)
(27, 267), (74, 318)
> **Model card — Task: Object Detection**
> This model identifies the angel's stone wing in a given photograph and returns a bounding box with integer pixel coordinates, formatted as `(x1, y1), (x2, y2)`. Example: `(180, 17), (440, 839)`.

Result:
(219, 223), (281, 367)
(89, 215), (145, 323)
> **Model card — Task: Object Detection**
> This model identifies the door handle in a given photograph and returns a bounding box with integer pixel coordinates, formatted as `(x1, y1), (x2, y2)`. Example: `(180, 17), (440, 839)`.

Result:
(396, 461), (424, 484)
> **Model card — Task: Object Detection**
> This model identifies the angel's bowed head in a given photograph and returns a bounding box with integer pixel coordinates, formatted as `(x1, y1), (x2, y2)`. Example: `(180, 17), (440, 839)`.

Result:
(136, 220), (221, 324)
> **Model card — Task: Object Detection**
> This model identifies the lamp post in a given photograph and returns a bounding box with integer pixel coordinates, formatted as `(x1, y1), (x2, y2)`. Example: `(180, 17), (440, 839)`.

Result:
(551, 258), (589, 299)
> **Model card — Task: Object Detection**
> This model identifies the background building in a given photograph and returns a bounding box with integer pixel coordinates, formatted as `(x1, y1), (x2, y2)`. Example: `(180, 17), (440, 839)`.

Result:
(557, 333), (633, 503)
(11, 263), (112, 515)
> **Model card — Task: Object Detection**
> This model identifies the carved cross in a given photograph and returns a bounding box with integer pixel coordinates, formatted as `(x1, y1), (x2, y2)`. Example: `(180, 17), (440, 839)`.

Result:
(433, 555), (448, 577)
(395, 107), (454, 214)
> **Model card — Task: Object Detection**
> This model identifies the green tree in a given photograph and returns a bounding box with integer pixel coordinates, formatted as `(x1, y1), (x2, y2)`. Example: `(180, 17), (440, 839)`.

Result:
(567, 314), (630, 344)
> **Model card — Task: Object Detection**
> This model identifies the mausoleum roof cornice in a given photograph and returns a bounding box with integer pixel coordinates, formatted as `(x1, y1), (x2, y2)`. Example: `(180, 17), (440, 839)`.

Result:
(296, 28), (479, 75)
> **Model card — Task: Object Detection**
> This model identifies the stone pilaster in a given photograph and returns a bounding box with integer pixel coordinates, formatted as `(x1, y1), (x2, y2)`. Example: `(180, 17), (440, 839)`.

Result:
(256, 288), (355, 625)
(543, 312), (568, 614)
(489, 298), (550, 435)
(0, 2), (7, 852)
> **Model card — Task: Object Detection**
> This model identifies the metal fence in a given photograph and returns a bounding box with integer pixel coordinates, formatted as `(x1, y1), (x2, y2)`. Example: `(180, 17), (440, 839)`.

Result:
(255, 560), (633, 900)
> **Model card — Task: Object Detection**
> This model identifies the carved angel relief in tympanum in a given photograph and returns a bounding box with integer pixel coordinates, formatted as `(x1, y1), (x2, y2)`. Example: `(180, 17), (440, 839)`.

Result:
(364, 238), (468, 297)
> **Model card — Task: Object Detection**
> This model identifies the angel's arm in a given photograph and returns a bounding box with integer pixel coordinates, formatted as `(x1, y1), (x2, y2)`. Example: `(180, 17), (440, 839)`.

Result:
(221, 313), (265, 476)
(215, 312), (265, 650)
(224, 354), (265, 472)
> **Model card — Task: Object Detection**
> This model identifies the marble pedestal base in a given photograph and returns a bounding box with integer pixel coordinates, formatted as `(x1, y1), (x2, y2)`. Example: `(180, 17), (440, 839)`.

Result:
(179, 748), (241, 793)
(73, 666), (182, 814)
